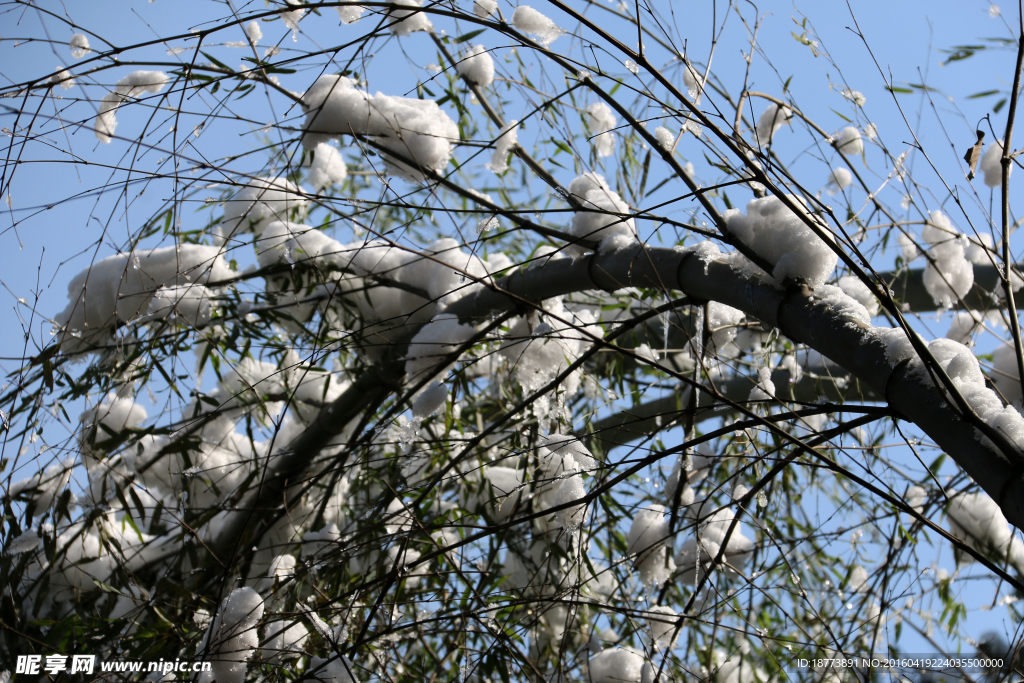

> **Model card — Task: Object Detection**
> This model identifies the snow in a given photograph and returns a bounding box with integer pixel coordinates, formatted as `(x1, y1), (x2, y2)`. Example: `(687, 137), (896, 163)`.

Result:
(906, 485), (927, 512)
(217, 176), (307, 244)
(842, 88), (867, 106)
(499, 299), (593, 413)
(965, 233), (994, 265)
(7, 529), (42, 554)
(921, 210), (973, 308)
(676, 506), (753, 583)
(724, 195), (837, 288)
(707, 301), (744, 351)
(753, 103), (791, 145)
(814, 284), (872, 325)
(474, 0), (498, 18)
(748, 367), (775, 401)
(198, 588), (264, 683)
(589, 648), (644, 683)
(309, 655), (357, 683)
(835, 126), (864, 156)
(646, 605), (678, 649)
(483, 466), (526, 521)
(70, 33), (91, 58)
(512, 6), (564, 46)
(627, 505), (670, 565)
(81, 389), (148, 443)
(487, 120), (519, 173)
(50, 67), (75, 90)
(654, 126), (675, 150)
(875, 331), (1024, 460)
(245, 21), (262, 44)
(539, 433), (597, 471)
(279, 1), (306, 40)
(682, 63), (702, 99)
(980, 141), (1008, 188)
(568, 172), (636, 243)
(947, 310), (982, 344)
(307, 143), (348, 191)
(716, 655), (766, 683)
(404, 314), (477, 382)
(826, 167), (852, 194)
(260, 554), (298, 592)
(898, 232), (921, 262)
(837, 275), (879, 317)
(947, 490), (1024, 572)
(54, 244), (233, 351)
(95, 71), (170, 143)
(585, 102), (616, 157)
(412, 381), (448, 417)
(148, 284), (214, 326)
(387, 0), (434, 35)
(455, 44), (494, 86)
(849, 565), (869, 592)
(991, 343), (1022, 405)
(554, 473), (586, 528)
(337, 4), (366, 23)
(301, 75), (460, 182)
(261, 620), (308, 662)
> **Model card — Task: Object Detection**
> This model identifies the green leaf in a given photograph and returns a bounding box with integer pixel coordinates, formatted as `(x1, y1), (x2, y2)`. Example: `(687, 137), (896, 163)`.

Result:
(967, 89), (1001, 99)
(831, 109), (851, 123)
(886, 86), (913, 94)
(454, 28), (486, 44)
(200, 51), (231, 71)
(995, 98), (1007, 113)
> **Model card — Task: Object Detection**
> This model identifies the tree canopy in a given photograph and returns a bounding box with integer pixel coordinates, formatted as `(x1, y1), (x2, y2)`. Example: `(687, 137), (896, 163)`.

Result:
(3, 1), (1024, 681)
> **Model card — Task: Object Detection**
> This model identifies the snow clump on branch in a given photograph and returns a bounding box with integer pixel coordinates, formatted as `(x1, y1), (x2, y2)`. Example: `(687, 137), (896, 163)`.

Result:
(487, 120), (519, 173)
(337, 4), (366, 24)
(567, 173), (637, 244)
(588, 647), (645, 683)
(387, 0), (434, 35)
(53, 244), (233, 352)
(404, 314), (477, 383)
(94, 70), (170, 143)
(835, 126), (864, 156)
(946, 491), (1024, 573)
(585, 102), (616, 157)
(724, 194), (837, 288)
(980, 141), (1009, 188)
(474, 0), (498, 18)
(754, 102), (791, 145)
(301, 75), (459, 182)
(921, 210), (973, 308)
(511, 5), (564, 46)
(455, 44), (495, 86)
(306, 143), (348, 191)
(197, 587), (265, 683)
(69, 33), (91, 58)
(627, 504), (675, 586)
(216, 176), (308, 244)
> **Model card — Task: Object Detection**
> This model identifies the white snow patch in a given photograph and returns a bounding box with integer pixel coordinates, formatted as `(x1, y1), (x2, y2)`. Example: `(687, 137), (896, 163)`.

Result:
(568, 172), (636, 243)
(70, 34), (91, 58)
(95, 71), (170, 143)
(585, 102), (616, 158)
(724, 195), (837, 288)
(301, 75), (459, 182)
(456, 44), (495, 86)
(486, 120), (519, 173)
(922, 210), (973, 308)
(754, 103), (791, 145)
(511, 6), (563, 46)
